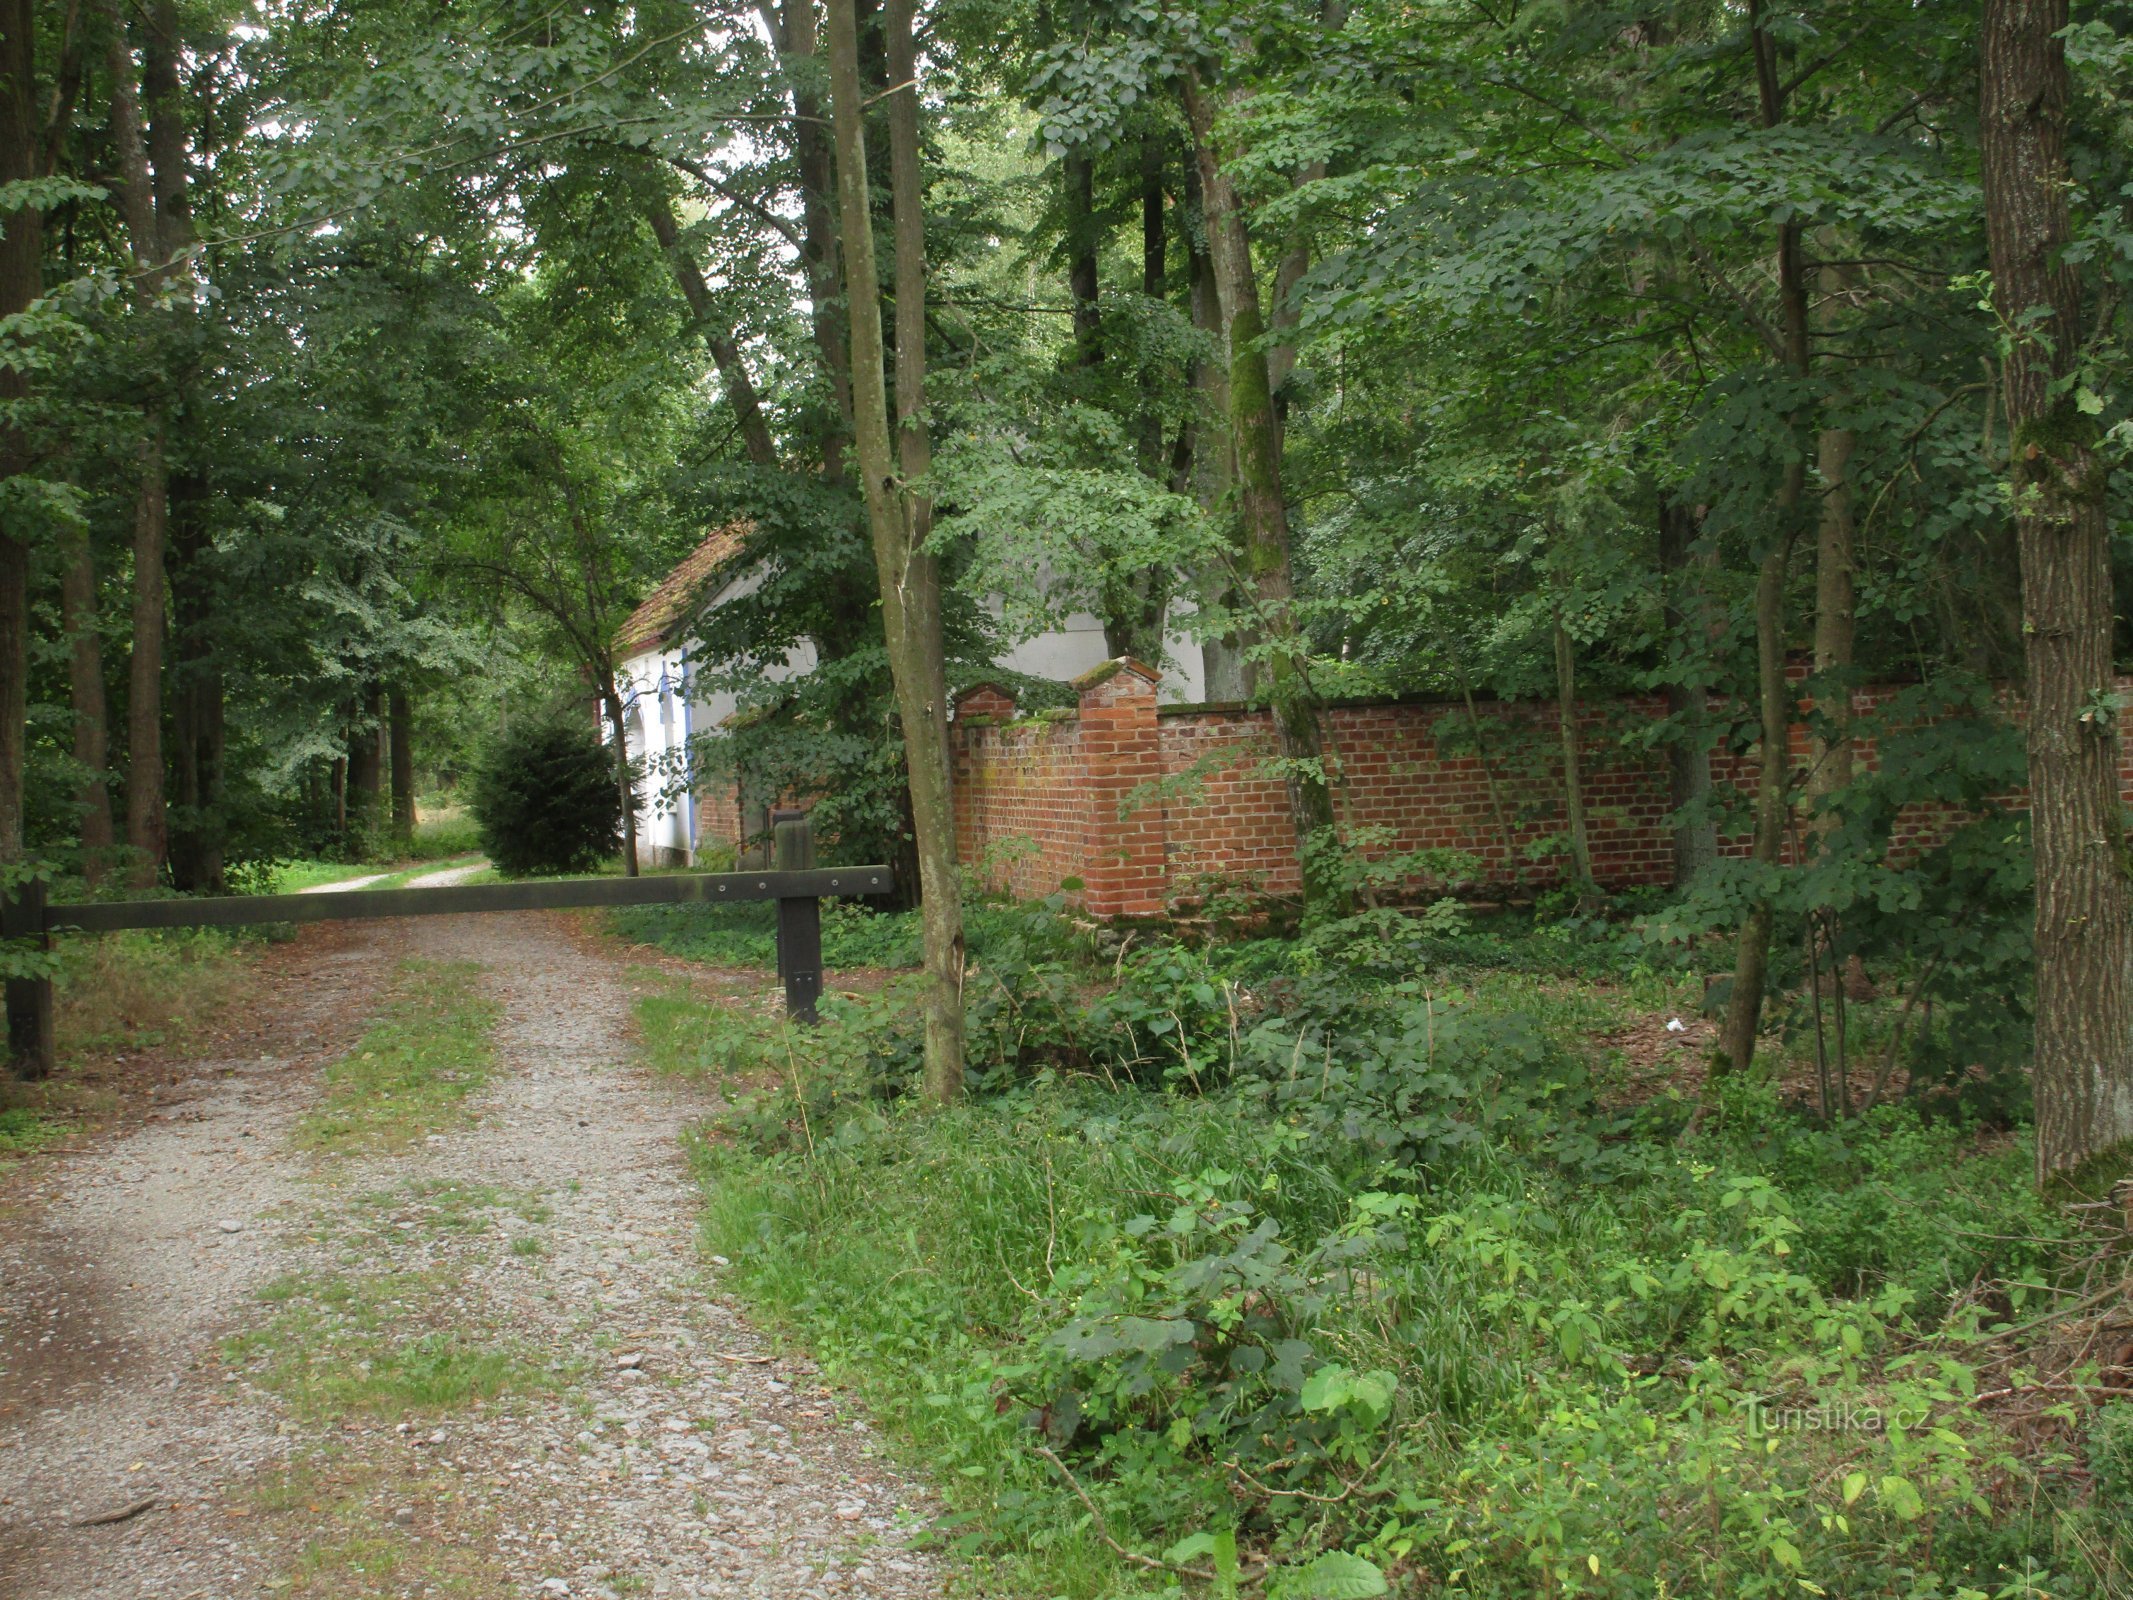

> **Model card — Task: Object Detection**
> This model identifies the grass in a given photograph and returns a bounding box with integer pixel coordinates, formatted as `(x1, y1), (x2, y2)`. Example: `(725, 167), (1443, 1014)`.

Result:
(636, 901), (2118, 1600)
(232, 1267), (553, 1419)
(609, 895), (1047, 972)
(53, 925), (266, 1058)
(408, 806), (483, 861)
(0, 1104), (70, 1156)
(265, 805), (485, 893)
(271, 859), (394, 893)
(245, 1455), (504, 1599)
(298, 960), (498, 1154)
(353, 1178), (551, 1234)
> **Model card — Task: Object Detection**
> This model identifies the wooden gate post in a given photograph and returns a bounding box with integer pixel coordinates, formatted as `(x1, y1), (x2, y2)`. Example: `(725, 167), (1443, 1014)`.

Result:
(4, 876), (54, 1080)
(772, 809), (823, 1023)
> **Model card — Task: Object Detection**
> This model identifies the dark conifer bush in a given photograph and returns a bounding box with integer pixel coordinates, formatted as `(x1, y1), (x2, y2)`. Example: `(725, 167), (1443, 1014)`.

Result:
(469, 720), (625, 878)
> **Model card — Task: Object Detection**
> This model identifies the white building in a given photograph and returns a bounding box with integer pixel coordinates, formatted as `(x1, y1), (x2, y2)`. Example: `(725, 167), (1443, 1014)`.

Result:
(612, 522), (1207, 865)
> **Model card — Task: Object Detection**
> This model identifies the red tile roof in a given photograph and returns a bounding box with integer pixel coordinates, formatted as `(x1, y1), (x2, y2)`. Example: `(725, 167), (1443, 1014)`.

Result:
(614, 522), (749, 659)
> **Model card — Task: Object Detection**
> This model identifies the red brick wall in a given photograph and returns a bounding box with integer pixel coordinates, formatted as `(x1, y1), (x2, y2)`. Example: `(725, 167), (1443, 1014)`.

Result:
(951, 683), (1094, 903)
(695, 779), (741, 855)
(950, 664), (2116, 915)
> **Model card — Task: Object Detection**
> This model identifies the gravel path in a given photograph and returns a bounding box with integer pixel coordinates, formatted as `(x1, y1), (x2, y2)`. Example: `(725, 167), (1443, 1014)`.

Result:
(297, 870), (395, 894)
(0, 913), (948, 1600)
(401, 861), (486, 889)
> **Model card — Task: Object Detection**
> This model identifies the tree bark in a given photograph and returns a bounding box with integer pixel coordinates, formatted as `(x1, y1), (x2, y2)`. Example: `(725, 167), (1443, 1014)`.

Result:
(765, 0), (853, 478)
(1980, 0), (2133, 1177)
(1719, 3), (1809, 1074)
(60, 530), (116, 880)
(644, 194), (780, 470)
(1137, 136), (1166, 479)
(601, 681), (641, 877)
(0, 0), (40, 866)
(389, 688), (415, 846)
(1553, 616), (1598, 907)
(124, 427), (170, 884)
(167, 470), (227, 893)
(827, 0), (966, 1098)
(1064, 150), (1100, 366)
(1184, 168), (1250, 703)
(1658, 497), (1717, 887)
(1809, 249), (1858, 840)
(347, 685), (383, 841)
(1182, 70), (1344, 914)
(102, 0), (193, 887)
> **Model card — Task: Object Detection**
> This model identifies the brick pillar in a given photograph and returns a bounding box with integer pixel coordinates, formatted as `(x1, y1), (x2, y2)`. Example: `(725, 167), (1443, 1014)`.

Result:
(951, 683), (1018, 886)
(1075, 659), (1166, 918)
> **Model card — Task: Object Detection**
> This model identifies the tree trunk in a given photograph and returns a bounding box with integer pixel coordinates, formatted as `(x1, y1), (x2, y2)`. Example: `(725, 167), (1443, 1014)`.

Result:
(1099, 134), (1171, 665)
(644, 194), (780, 470)
(1137, 136), (1167, 479)
(1263, 0), (1340, 451)
(168, 472), (226, 893)
(1719, 534), (1796, 1073)
(347, 685), (383, 842)
(389, 688), (415, 846)
(769, 0), (854, 479)
(1064, 149), (1100, 366)
(602, 683), (641, 877)
(1182, 70), (1344, 915)
(1185, 171), (1250, 703)
(1553, 617), (1598, 907)
(0, 0), (40, 865)
(1658, 497), (1717, 887)
(125, 427), (170, 885)
(1720, 4), (1809, 1074)
(1809, 250), (1858, 839)
(60, 530), (116, 880)
(102, 0), (192, 888)
(1980, 0), (2133, 1177)
(827, 0), (966, 1099)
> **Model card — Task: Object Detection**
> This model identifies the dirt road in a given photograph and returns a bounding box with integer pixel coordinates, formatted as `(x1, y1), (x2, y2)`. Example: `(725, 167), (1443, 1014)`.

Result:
(0, 914), (945, 1600)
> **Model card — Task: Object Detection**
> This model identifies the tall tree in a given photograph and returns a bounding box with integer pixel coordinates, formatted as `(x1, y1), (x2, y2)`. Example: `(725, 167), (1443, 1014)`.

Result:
(1717, 0), (1812, 1075)
(0, 0), (39, 863)
(99, 0), (198, 884)
(826, 0), (966, 1098)
(1979, 0), (2133, 1176)
(1181, 68), (1345, 916)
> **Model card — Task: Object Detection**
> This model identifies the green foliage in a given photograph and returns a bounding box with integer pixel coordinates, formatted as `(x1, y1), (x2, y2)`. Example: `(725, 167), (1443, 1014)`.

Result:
(617, 883), (2107, 1595)
(2089, 1400), (2133, 1509)
(408, 808), (484, 862)
(0, 1107), (69, 1156)
(468, 721), (624, 879)
(673, 969), (2093, 1598)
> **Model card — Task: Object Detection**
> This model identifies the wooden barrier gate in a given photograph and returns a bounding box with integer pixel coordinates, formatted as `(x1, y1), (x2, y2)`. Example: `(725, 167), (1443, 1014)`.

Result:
(4, 811), (880, 1078)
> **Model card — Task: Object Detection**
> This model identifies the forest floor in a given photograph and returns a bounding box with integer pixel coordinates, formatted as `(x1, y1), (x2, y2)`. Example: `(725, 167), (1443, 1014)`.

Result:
(0, 911), (950, 1600)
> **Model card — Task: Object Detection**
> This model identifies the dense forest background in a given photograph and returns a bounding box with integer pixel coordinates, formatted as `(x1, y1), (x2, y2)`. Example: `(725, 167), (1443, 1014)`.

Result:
(3, 0), (2133, 1133)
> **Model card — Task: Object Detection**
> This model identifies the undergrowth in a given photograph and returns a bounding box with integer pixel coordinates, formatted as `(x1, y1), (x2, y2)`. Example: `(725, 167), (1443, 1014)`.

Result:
(644, 899), (2125, 1600)
(54, 925), (268, 1058)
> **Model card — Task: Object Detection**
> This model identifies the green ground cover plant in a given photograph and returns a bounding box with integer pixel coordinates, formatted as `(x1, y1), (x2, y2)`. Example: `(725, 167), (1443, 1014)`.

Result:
(644, 901), (2121, 1600)
(299, 960), (498, 1153)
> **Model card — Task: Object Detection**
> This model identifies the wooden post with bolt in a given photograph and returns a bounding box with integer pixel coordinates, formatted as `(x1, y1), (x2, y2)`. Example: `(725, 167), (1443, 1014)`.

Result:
(4, 876), (54, 1080)
(772, 809), (823, 1023)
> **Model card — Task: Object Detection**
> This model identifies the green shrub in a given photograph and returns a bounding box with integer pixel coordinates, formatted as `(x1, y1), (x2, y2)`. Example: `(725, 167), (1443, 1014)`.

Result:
(467, 720), (623, 878)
